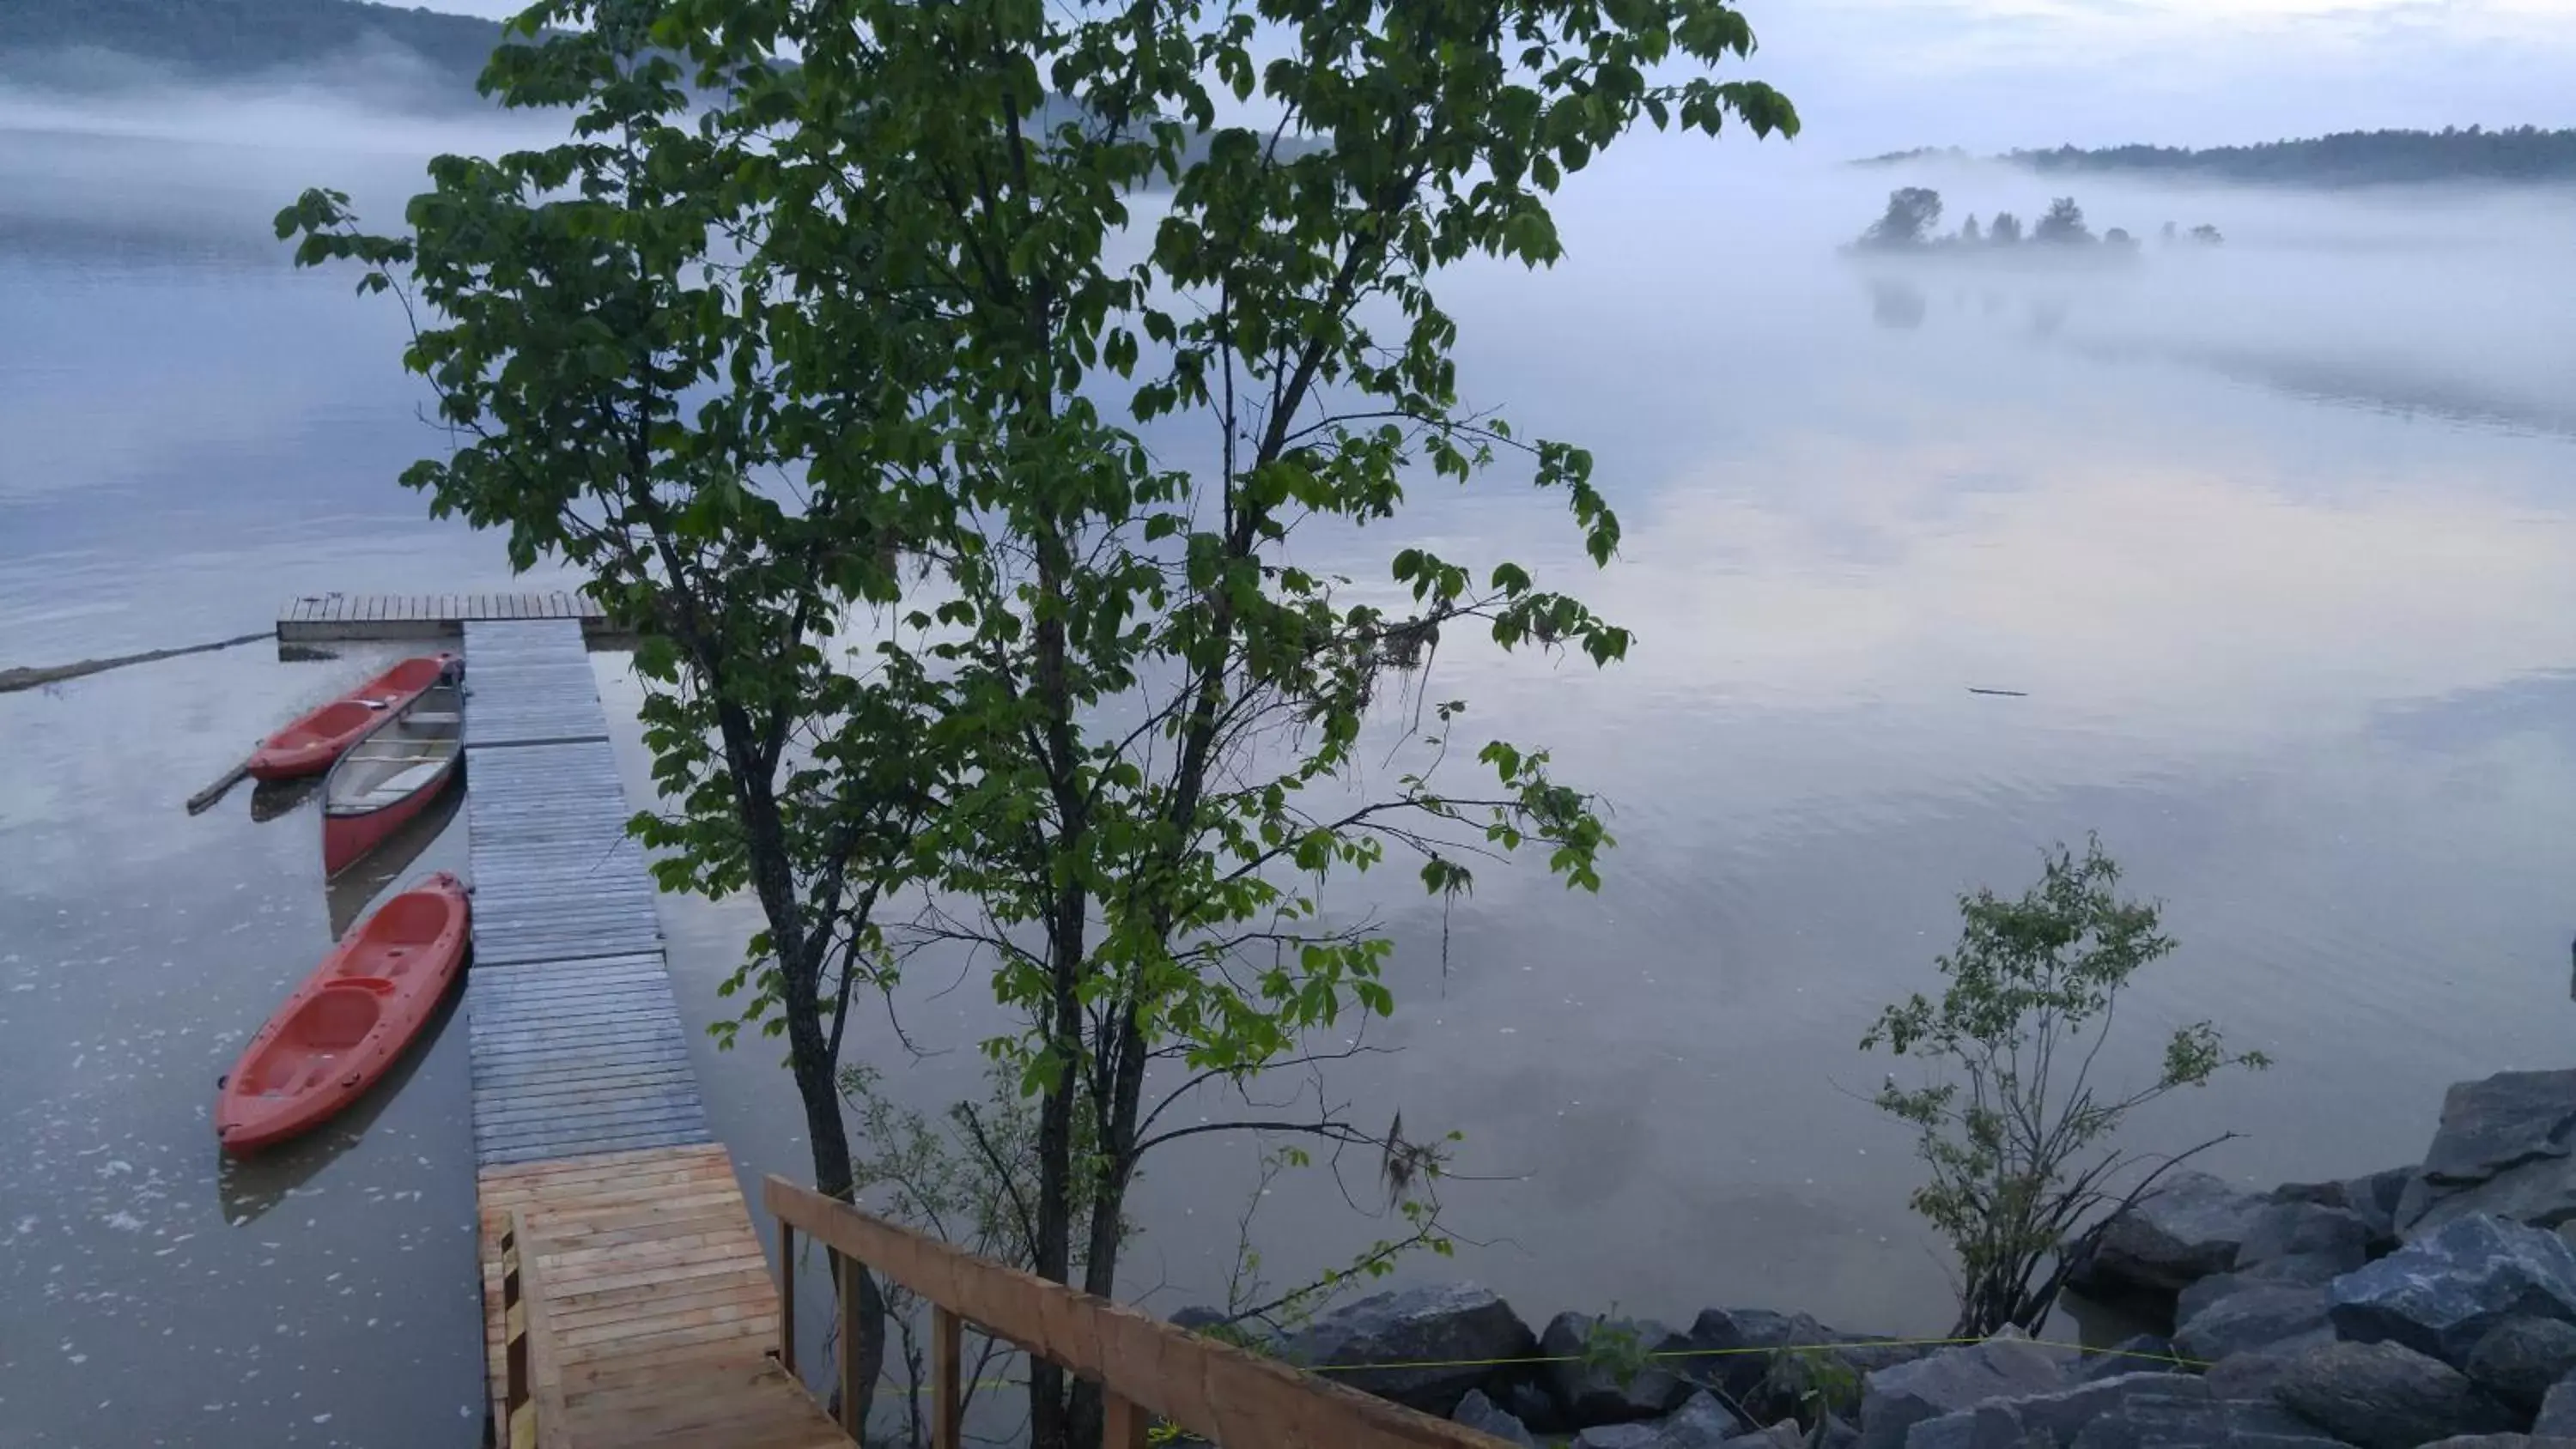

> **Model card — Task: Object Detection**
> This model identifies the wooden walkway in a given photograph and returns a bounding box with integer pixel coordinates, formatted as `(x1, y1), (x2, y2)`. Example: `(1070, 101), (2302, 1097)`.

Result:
(276, 592), (626, 646)
(483, 1148), (843, 1449)
(461, 621), (699, 1166)
(455, 619), (845, 1447)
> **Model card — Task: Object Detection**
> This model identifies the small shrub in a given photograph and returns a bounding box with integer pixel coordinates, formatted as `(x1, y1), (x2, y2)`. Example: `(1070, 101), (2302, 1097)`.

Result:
(1862, 837), (2269, 1338)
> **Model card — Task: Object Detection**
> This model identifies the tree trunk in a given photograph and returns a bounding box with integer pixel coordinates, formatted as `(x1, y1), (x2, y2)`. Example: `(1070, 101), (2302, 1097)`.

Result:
(1061, 1009), (1151, 1449)
(713, 698), (887, 1440)
(1028, 900), (1088, 1449)
(787, 973), (886, 1436)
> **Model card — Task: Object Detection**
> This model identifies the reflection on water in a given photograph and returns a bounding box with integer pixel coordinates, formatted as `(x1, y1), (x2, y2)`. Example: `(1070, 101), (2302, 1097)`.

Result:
(1868, 276), (1926, 330)
(249, 773), (323, 823)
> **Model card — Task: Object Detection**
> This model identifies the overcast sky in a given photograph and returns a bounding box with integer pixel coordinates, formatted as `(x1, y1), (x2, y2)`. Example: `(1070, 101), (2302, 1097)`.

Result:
(419, 0), (2576, 157)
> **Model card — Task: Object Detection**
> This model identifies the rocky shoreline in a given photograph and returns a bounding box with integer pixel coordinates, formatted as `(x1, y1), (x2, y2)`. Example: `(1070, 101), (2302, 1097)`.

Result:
(1200, 1067), (2576, 1448)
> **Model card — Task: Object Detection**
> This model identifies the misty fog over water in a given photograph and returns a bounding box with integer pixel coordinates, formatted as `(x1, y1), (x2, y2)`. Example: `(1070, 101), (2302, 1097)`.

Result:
(4, 79), (2576, 1448)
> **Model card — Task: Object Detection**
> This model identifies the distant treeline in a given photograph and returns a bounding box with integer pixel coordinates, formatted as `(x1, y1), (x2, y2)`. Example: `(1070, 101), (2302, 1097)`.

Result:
(1857, 127), (2576, 186)
(0, 0), (505, 88)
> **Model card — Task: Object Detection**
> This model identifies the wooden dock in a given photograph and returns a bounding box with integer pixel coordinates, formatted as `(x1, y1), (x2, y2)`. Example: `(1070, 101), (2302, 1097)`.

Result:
(484, 1149), (844, 1449)
(456, 619), (845, 1448)
(276, 592), (629, 647)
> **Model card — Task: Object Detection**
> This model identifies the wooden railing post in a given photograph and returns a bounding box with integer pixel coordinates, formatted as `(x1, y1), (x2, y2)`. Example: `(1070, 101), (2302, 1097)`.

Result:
(501, 1228), (531, 1449)
(505, 1212), (568, 1449)
(835, 1249), (865, 1437)
(778, 1218), (797, 1380)
(931, 1306), (963, 1449)
(1103, 1391), (1151, 1449)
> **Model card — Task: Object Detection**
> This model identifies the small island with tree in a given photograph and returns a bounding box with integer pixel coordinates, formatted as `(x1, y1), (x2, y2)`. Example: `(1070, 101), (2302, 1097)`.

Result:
(1844, 186), (2224, 268)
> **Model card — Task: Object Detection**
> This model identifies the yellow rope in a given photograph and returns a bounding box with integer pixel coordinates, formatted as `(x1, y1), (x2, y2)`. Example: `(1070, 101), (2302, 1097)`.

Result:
(885, 1333), (2203, 1394)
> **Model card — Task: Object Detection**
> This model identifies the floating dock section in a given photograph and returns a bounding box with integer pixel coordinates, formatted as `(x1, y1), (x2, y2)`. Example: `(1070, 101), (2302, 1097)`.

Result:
(277, 591), (625, 646)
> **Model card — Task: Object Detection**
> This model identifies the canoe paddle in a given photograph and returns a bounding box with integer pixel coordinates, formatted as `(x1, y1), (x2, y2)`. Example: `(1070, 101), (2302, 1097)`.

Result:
(185, 757), (253, 815)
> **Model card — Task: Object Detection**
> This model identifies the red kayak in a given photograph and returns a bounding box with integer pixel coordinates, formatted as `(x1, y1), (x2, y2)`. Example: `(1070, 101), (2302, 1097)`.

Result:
(216, 872), (471, 1154)
(247, 652), (461, 782)
(320, 670), (464, 878)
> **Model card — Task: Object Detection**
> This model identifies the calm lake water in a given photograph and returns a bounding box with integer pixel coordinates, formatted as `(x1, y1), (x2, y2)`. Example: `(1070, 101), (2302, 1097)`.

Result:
(6, 107), (2576, 1447)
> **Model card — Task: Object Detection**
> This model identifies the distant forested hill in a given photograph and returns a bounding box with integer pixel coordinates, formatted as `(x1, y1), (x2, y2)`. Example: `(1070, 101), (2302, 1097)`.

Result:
(1865, 130), (2576, 189)
(0, 0), (506, 88)
(1859, 128), (2576, 186)
(2010, 129), (2576, 185)
(0, 0), (1319, 170)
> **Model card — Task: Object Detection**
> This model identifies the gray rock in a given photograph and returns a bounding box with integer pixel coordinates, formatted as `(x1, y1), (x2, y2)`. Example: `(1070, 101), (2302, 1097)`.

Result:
(2330, 1213), (2576, 1367)
(1455, 1388), (1539, 1447)
(2399, 1070), (2576, 1239)
(2041, 1373), (2225, 1444)
(1283, 1282), (1538, 1416)
(1506, 1377), (1568, 1434)
(1167, 1304), (1230, 1331)
(2423, 1071), (2576, 1182)
(2466, 1316), (2576, 1413)
(1577, 1425), (1667, 1449)
(1762, 1332), (1925, 1427)
(1857, 1333), (2069, 1449)
(1818, 1412), (1861, 1449)
(2076, 1335), (2182, 1383)
(2417, 1438), (2543, 1449)
(2079, 1171), (2272, 1297)
(2266, 1179), (2349, 1210)
(2063, 1384), (2346, 1449)
(2270, 1167), (2413, 1239)
(2198, 1332), (2335, 1401)
(1902, 1403), (2044, 1449)
(1725, 1422), (1810, 1449)
(1656, 1391), (1751, 1449)
(2270, 1338), (2518, 1449)
(2171, 1285), (2333, 1365)
(2345, 1167), (2415, 1249)
(2176, 1256), (2347, 1326)
(1680, 1308), (1824, 1400)
(1680, 1307), (1924, 1422)
(1541, 1312), (1696, 1424)
(2233, 1202), (2372, 1274)
(1569, 1393), (1748, 1449)
(2541, 1367), (2576, 1436)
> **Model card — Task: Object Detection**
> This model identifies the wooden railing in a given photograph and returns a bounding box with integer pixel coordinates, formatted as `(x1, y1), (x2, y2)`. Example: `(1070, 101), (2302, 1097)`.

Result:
(764, 1176), (1512, 1449)
(498, 1214), (569, 1449)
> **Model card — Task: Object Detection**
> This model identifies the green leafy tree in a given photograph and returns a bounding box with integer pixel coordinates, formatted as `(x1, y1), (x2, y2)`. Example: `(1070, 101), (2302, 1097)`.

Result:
(1957, 214), (1982, 244)
(1988, 210), (2023, 245)
(1861, 838), (2269, 1339)
(282, 1), (1795, 1446)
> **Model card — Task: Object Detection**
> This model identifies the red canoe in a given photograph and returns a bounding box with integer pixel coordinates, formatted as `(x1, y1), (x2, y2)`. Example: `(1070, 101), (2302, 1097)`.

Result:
(247, 652), (461, 782)
(320, 670), (465, 878)
(216, 872), (471, 1154)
